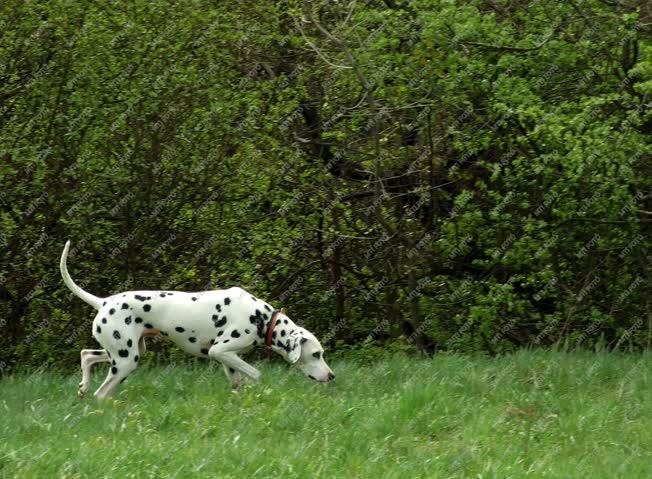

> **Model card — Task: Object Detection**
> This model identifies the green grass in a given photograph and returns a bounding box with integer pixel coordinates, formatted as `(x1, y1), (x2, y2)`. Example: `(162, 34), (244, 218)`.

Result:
(0, 351), (650, 478)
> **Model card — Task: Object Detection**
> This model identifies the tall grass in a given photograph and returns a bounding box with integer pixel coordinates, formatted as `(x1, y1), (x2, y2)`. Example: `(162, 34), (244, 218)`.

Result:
(0, 351), (649, 478)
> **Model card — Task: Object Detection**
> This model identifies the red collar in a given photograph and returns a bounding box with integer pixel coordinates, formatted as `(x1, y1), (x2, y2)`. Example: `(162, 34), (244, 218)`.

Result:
(265, 310), (281, 350)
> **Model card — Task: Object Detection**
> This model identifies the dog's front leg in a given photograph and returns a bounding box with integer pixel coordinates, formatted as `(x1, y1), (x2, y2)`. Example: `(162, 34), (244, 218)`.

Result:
(209, 343), (261, 382)
(222, 364), (245, 390)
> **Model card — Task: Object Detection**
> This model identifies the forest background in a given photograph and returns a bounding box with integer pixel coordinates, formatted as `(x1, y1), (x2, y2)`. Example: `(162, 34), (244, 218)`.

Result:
(0, 0), (650, 371)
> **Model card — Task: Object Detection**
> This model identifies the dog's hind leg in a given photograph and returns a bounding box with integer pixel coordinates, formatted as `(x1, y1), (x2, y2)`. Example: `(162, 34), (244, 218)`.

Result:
(78, 349), (110, 398)
(94, 351), (139, 400)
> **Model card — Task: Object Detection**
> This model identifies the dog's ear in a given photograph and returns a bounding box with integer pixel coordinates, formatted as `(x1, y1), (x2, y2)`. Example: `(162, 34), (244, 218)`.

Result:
(286, 330), (303, 363)
(273, 329), (303, 364)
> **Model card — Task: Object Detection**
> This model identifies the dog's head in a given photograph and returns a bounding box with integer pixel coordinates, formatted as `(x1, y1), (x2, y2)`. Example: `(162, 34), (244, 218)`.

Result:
(292, 327), (335, 383)
(270, 318), (334, 383)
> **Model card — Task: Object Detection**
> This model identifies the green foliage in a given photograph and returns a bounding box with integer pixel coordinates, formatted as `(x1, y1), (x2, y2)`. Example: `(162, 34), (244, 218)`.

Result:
(0, 0), (650, 371)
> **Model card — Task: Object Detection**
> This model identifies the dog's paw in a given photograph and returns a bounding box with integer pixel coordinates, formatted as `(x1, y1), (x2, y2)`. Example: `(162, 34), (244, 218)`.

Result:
(78, 383), (88, 399)
(232, 380), (256, 392)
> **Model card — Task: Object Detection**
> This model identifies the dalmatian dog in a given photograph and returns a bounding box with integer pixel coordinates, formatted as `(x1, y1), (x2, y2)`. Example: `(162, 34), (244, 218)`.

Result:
(60, 241), (335, 400)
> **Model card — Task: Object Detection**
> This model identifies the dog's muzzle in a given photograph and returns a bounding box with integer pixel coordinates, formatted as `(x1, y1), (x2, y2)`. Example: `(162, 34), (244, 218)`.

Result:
(308, 372), (335, 382)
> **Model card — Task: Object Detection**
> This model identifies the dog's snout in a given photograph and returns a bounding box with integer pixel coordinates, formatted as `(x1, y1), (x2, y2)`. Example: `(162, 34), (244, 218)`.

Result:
(328, 372), (335, 381)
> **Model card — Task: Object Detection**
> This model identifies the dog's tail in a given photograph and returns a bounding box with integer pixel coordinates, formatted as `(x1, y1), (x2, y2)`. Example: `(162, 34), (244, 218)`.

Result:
(60, 240), (104, 310)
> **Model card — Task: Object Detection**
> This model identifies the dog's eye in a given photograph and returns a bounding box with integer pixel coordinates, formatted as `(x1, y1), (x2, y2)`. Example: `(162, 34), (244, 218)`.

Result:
(312, 351), (321, 359)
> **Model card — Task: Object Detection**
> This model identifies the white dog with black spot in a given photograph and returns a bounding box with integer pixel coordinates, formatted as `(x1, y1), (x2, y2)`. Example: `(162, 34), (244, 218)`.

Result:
(60, 241), (335, 400)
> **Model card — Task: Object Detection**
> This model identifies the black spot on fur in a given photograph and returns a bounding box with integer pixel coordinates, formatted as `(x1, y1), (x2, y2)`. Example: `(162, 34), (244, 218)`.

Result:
(135, 317), (143, 324)
(145, 323), (153, 329)
(120, 378), (126, 384)
(161, 331), (168, 336)
(111, 366), (118, 374)
(250, 295), (257, 301)
(212, 314), (218, 320)
(189, 337), (196, 343)
(210, 339), (215, 345)
(101, 318), (107, 324)
(135, 295), (146, 301)
(113, 330), (121, 340)
(245, 329), (250, 334)
(214, 317), (227, 328)
(201, 348), (209, 355)
(124, 316), (132, 325)
(127, 339), (133, 347)
(122, 303), (129, 309)
(272, 331), (277, 339)
(111, 360), (116, 366)
(231, 330), (241, 338)
(96, 325), (101, 334)
(224, 297), (230, 305)
(92, 351), (103, 356)
(118, 349), (129, 358)
(215, 304), (221, 312)
(159, 293), (166, 297)
(109, 308), (115, 315)
(146, 296), (151, 300)
(103, 301), (107, 306)
(175, 327), (185, 333)
(249, 315), (257, 324)
(229, 367), (235, 374)
(192, 297), (197, 301)
(264, 304), (271, 312)
(281, 330), (286, 337)
(134, 355), (139, 362)
(284, 319), (288, 324)
(143, 304), (151, 312)
(223, 339), (230, 343)
(217, 331), (224, 336)
(256, 318), (265, 338)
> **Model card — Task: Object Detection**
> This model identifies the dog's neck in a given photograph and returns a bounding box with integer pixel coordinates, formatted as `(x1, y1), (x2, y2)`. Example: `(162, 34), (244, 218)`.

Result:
(257, 311), (301, 358)
(266, 311), (299, 337)
(256, 310), (295, 341)
(265, 311), (282, 347)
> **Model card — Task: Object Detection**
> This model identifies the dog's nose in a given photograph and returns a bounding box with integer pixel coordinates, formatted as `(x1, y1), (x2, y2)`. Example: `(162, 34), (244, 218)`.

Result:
(328, 372), (335, 381)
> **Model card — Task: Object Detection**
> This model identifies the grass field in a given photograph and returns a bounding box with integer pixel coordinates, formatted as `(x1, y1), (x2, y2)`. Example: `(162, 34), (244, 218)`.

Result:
(0, 351), (649, 478)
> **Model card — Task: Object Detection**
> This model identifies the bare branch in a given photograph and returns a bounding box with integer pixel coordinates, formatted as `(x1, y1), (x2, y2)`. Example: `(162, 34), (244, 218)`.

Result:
(294, 18), (353, 70)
